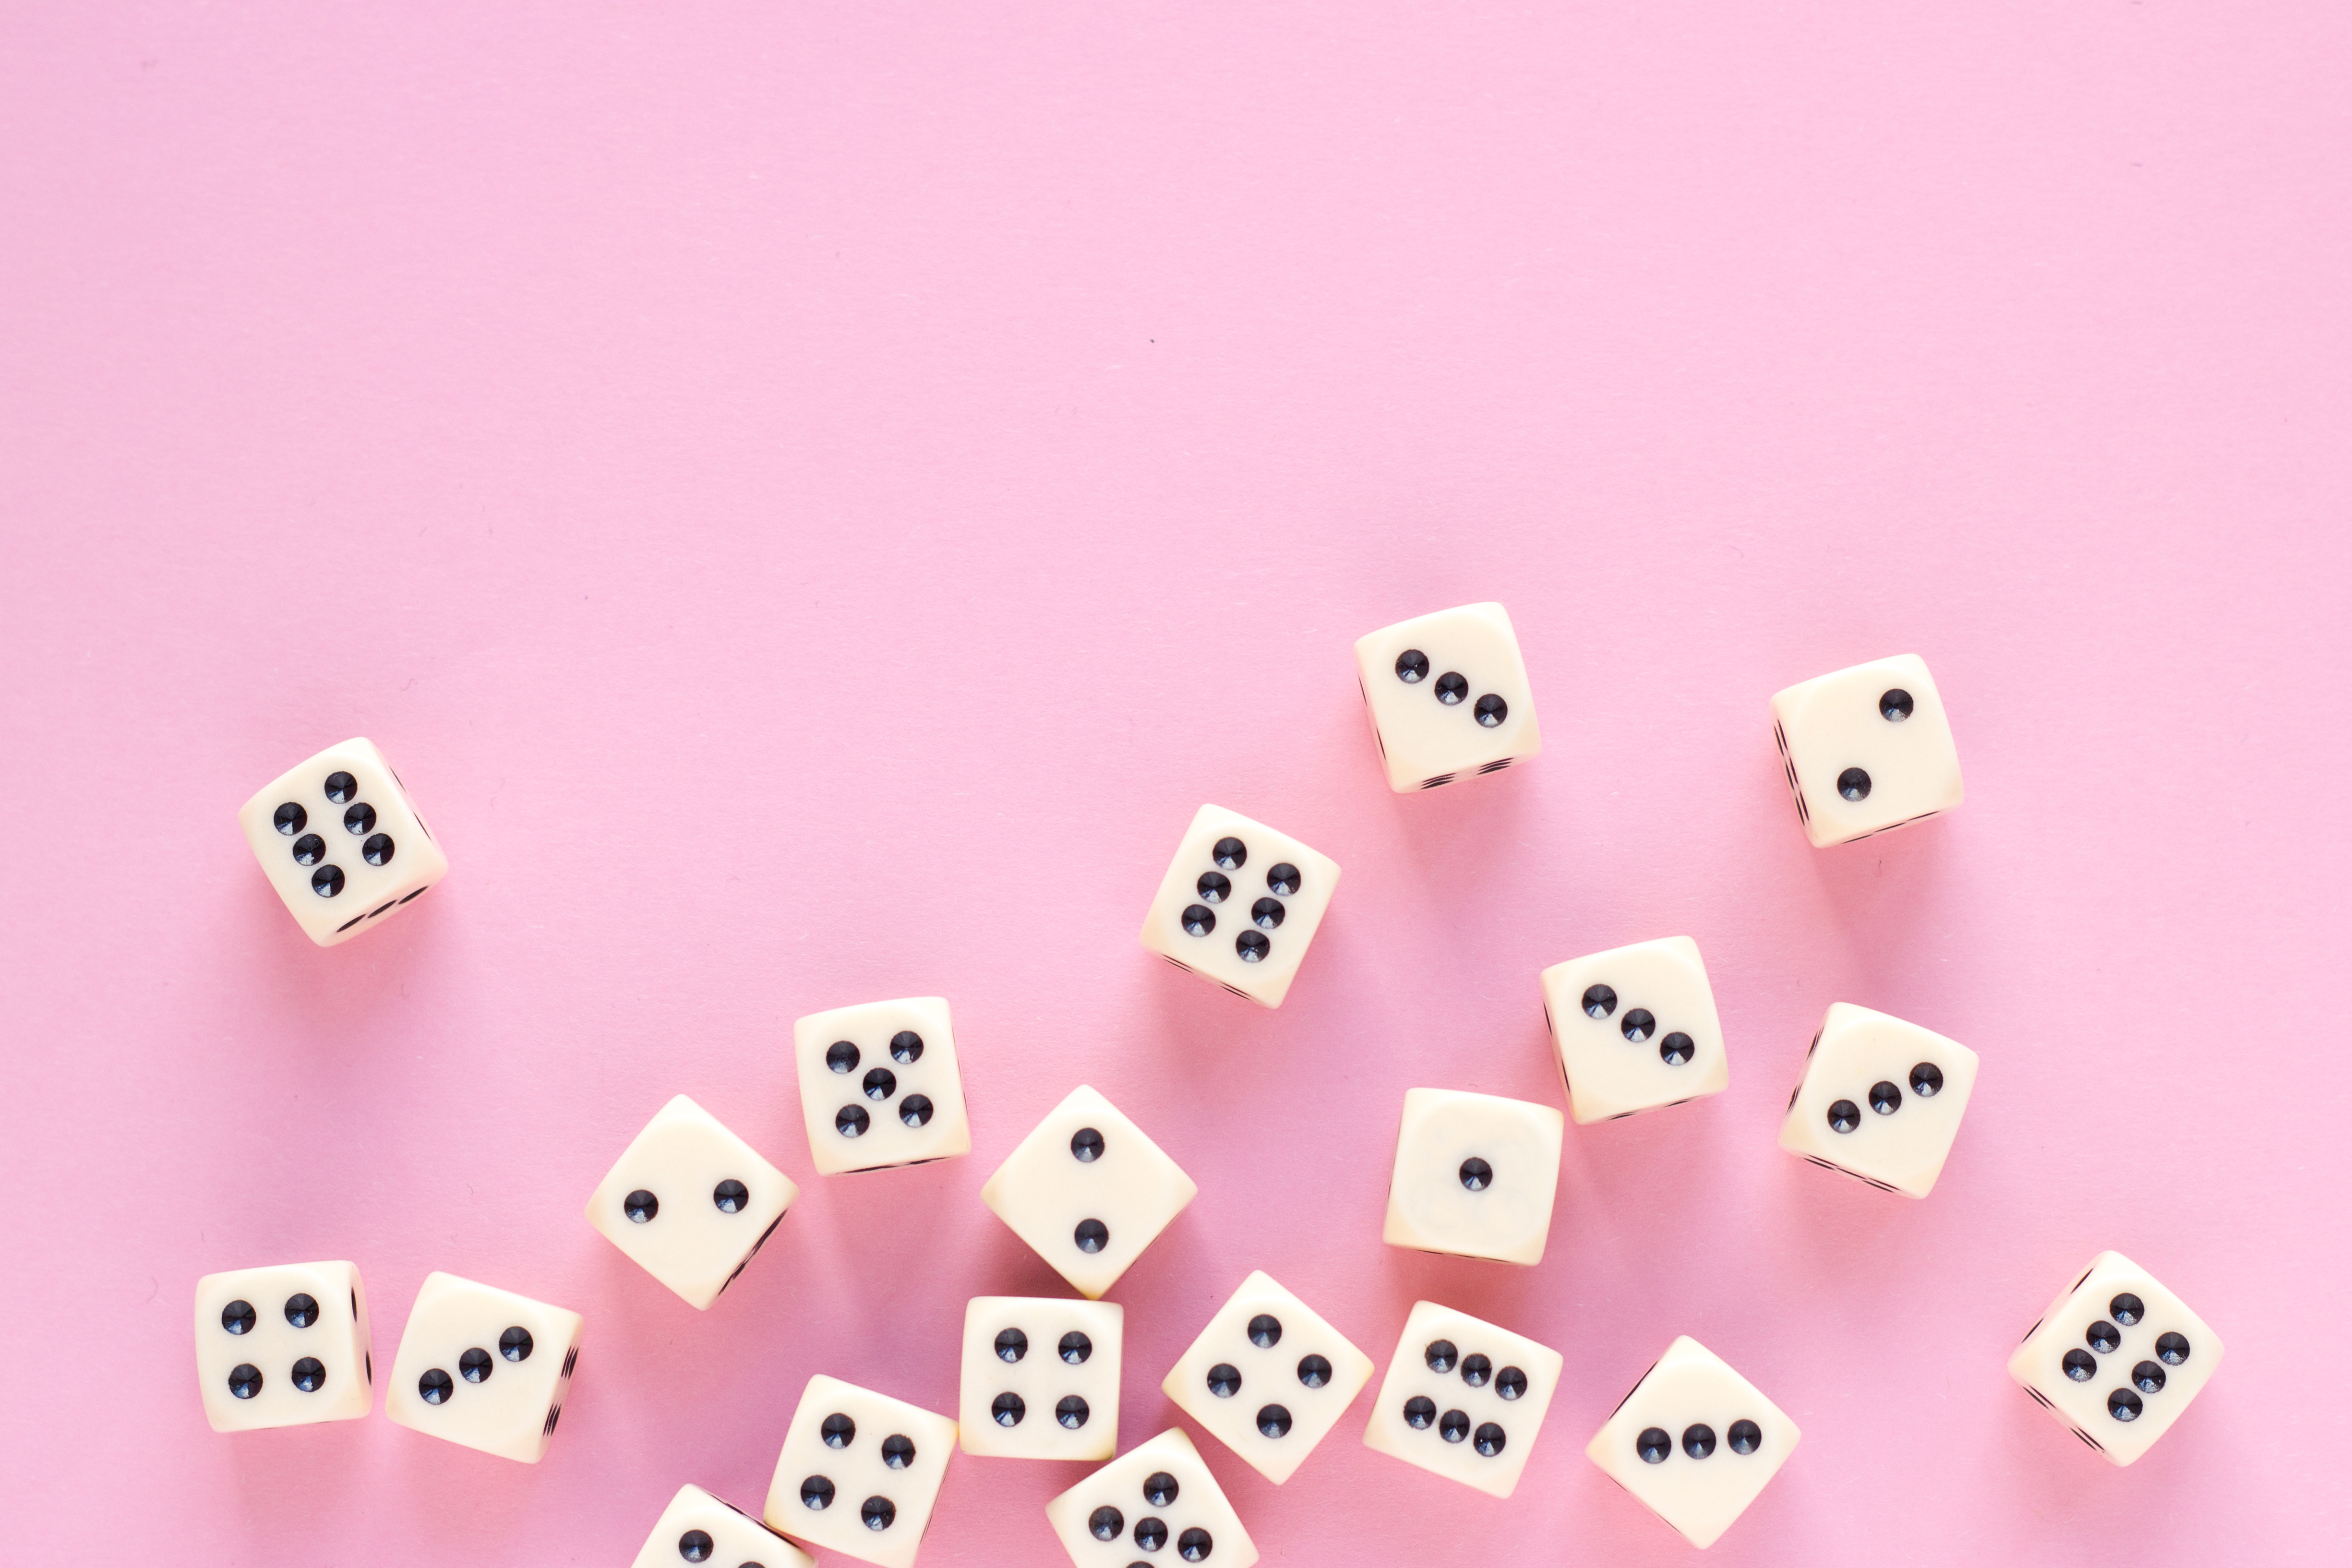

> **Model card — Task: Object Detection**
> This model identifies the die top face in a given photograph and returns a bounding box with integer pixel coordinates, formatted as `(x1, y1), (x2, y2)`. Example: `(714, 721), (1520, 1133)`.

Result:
(1353, 602), (1542, 791)
(959, 1296), (1126, 1460)
(1770, 654), (1963, 847)
(1778, 1004), (1980, 1198)
(1361, 1300), (1565, 1499)
(791, 997), (973, 1174)
(632, 1484), (815, 1568)
(1585, 1335), (1800, 1550)
(192, 1260), (371, 1431)
(585, 1094), (799, 1309)
(2008, 1251), (2224, 1466)
(762, 1374), (959, 1568)
(979, 1085), (1198, 1299)
(237, 737), (449, 945)
(1138, 804), (1341, 1008)
(1160, 1269), (1376, 1484)
(384, 1271), (583, 1464)
(1540, 936), (1731, 1124)
(1044, 1427), (1260, 1568)
(1382, 1089), (1564, 1266)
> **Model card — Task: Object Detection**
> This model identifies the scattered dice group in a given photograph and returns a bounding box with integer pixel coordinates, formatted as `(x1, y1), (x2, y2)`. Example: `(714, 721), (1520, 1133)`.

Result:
(204, 605), (2224, 1560)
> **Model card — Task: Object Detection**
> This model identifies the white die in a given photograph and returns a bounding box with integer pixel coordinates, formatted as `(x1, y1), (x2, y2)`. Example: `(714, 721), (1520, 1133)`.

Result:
(1361, 1301), (1564, 1498)
(958, 1296), (1125, 1460)
(791, 997), (973, 1174)
(384, 1271), (583, 1463)
(2008, 1251), (2224, 1466)
(1044, 1427), (1259, 1568)
(584, 1094), (799, 1308)
(631, 1484), (814, 1568)
(192, 1260), (372, 1432)
(1585, 1335), (1801, 1549)
(1354, 602), (1543, 791)
(237, 737), (449, 945)
(1540, 936), (1730, 1124)
(1777, 1004), (1980, 1198)
(1382, 1089), (1563, 1266)
(762, 1375), (958, 1568)
(1161, 1269), (1374, 1484)
(979, 1085), (1198, 1299)
(1770, 653), (1963, 847)
(1138, 804), (1341, 1008)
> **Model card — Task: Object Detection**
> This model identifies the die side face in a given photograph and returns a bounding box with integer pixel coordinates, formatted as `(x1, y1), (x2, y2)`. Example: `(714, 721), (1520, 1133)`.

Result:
(1585, 1337), (1800, 1549)
(763, 1376), (958, 1568)
(959, 1297), (1125, 1460)
(1353, 602), (1542, 791)
(1540, 937), (1730, 1124)
(237, 738), (449, 945)
(586, 1095), (798, 1309)
(631, 1484), (815, 1568)
(979, 1086), (1198, 1299)
(1778, 1005), (1980, 1198)
(384, 1273), (582, 1463)
(1161, 1269), (1375, 1484)
(792, 998), (973, 1174)
(1382, 1089), (1563, 1266)
(2008, 1253), (2223, 1466)
(193, 1261), (371, 1431)
(1770, 655), (1962, 847)
(1138, 805), (1340, 1008)
(1044, 1428), (1259, 1568)
(1362, 1302), (1564, 1498)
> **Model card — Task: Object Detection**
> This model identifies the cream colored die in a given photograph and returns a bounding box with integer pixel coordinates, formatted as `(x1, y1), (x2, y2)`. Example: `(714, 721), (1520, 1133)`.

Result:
(632, 1484), (814, 1568)
(384, 1271), (582, 1463)
(959, 1296), (1125, 1460)
(980, 1085), (1198, 1299)
(1362, 1300), (1564, 1498)
(1382, 1088), (1563, 1266)
(192, 1260), (372, 1432)
(2008, 1251), (2224, 1466)
(1045, 1427), (1259, 1568)
(1138, 804), (1341, 1008)
(791, 997), (973, 1174)
(1770, 653), (1963, 847)
(1586, 1335), (1801, 1549)
(238, 737), (449, 945)
(1354, 602), (1543, 791)
(1161, 1269), (1374, 1484)
(1540, 936), (1730, 1124)
(762, 1375), (958, 1568)
(584, 1094), (798, 1308)
(1778, 1003), (1980, 1198)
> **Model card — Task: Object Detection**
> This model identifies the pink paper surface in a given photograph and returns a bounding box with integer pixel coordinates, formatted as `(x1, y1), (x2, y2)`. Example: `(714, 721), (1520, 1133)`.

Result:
(3, 3), (2347, 1563)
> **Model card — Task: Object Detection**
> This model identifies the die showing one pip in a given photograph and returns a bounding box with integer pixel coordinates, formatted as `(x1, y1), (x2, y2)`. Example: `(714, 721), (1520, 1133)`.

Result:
(1382, 1088), (1563, 1266)
(1161, 1269), (1374, 1484)
(763, 1375), (958, 1568)
(1541, 936), (1730, 1124)
(791, 997), (973, 1174)
(1138, 804), (1341, 1008)
(1778, 1003), (1980, 1198)
(2008, 1251), (2223, 1466)
(631, 1484), (815, 1568)
(1586, 1335), (1800, 1549)
(1044, 1427), (1258, 1568)
(1770, 653), (1963, 847)
(238, 737), (448, 945)
(384, 1271), (582, 1463)
(193, 1260), (372, 1431)
(585, 1094), (798, 1308)
(1362, 1300), (1564, 1498)
(980, 1085), (1198, 1299)
(959, 1296), (1125, 1461)
(1354, 602), (1542, 791)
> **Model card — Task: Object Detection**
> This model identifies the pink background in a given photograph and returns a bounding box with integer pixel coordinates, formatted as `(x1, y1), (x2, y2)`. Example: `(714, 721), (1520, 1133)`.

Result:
(3, 3), (2347, 1563)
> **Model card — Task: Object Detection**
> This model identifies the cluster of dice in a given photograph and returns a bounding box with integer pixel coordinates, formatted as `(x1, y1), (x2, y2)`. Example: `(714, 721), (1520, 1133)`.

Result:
(196, 603), (2224, 1563)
